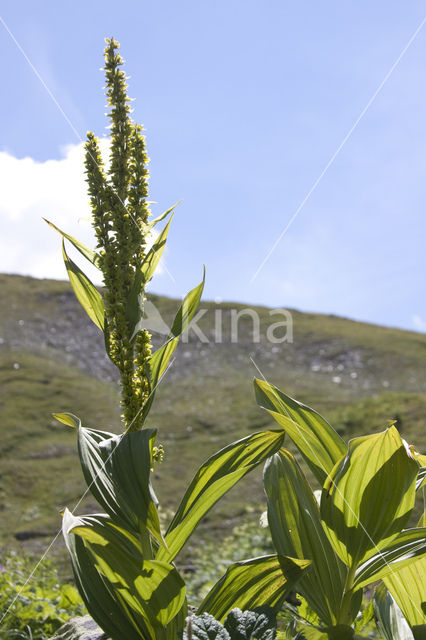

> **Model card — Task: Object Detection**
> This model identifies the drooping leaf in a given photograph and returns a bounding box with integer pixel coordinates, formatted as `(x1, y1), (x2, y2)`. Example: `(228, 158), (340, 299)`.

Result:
(353, 527), (426, 588)
(156, 430), (285, 563)
(62, 240), (105, 330)
(254, 379), (346, 485)
(45, 218), (101, 268)
(78, 425), (164, 546)
(383, 557), (426, 638)
(62, 510), (152, 640)
(264, 449), (348, 626)
(67, 511), (186, 633)
(140, 270), (205, 423)
(127, 215), (174, 339)
(374, 583), (414, 640)
(53, 412), (80, 428)
(224, 606), (277, 640)
(184, 613), (229, 640)
(321, 426), (419, 568)
(198, 555), (310, 623)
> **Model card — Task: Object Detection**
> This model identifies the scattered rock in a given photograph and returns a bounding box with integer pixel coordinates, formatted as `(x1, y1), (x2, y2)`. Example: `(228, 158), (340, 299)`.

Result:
(50, 615), (107, 640)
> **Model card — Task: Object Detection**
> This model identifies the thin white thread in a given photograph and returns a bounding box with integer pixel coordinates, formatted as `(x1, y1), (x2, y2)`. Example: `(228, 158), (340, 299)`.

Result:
(250, 15), (426, 283)
(250, 356), (425, 620)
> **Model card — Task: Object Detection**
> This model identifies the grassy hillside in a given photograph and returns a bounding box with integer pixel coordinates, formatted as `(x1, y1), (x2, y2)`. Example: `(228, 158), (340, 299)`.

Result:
(1, 273), (425, 576)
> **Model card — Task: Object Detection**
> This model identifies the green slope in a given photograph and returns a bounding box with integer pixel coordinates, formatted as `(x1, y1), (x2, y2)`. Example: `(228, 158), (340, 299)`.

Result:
(1, 273), (425, 575)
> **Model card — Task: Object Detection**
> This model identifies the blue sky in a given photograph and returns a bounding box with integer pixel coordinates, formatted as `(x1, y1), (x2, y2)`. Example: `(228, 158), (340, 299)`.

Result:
(1, 1), (426, 332)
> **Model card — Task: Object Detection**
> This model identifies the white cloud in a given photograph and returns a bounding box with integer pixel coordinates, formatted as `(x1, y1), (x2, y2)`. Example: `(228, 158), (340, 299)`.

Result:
(0, 141), (161, 286)
(412, 315), (426, 333)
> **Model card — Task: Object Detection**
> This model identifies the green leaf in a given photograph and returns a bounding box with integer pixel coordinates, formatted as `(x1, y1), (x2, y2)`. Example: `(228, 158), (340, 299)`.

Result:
(62, 240), (105, 330)
(198, 555), (310, 623)
(52, 412), (80, 428)
(374, 583), (414, 640)
(224, 607), (277, 640)
(416, 468), (426, 491)
(383, 557), (426, 637)
(66, 511), (186, 633)
(254, 379), (346, 485)
(149, 202), (179, 228)
(78, 425), (164, 547)
(321, 426), (419, 568)
(353, 527), (426, 588)
(127, 215), (174, 339)
(62, 510), (151, 640)
(156, 430), (285, 563)
(264, 449), (347, 626)
(140, 271), (205, 423)
(44, 218), (101, 268)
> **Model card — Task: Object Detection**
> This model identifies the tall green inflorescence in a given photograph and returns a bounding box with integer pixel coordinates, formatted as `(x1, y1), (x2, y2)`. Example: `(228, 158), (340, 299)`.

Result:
(84, 38), (151, 432)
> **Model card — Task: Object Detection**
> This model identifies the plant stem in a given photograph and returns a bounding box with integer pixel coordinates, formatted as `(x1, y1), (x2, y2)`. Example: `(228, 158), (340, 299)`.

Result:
(337, 564), (357, 627)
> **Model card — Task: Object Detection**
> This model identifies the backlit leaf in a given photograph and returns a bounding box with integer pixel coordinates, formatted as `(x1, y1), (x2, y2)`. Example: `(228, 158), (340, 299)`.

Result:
(254, 379), (346, 485)
(354, 527), (426, 588)
(62, 240), (104, 330)
(374, 583), (414, 640)
(321, 426), (419, 568)
(156, 430), (285, 563)
(78, 425), (164, 546)
(198, 555), (310, 623)
(264, 449), (349, 626)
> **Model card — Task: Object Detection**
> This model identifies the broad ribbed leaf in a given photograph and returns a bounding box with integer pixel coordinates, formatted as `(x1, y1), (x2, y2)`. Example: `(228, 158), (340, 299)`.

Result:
(156, 430), (285, 563)
(62, 240), (104, 330)
(45, 218), (101, 267)
(321, 426), (418, 567)
(67, 512), (186, 632)
(374, 584), (414, 640)
(127, 215), (173, 339)
(62, 510), (151, 640)
(264, 450), (348, 626)
(254, 379), (346, 485)
(384, 558), (426, 638)
(140, 271), (205, 423)
(354, 527), (426, 588)
(78, 425), (163, 546)
(198, 555), (310, 623)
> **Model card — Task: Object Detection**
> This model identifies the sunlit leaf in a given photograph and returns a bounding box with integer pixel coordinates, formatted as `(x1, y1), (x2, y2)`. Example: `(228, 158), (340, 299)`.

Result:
(65, 511), (186, 633)
(62, 240), (105, 330)
(353, 527), (426, 588)
(78, 425), (164, 547)
(374, 583), (414, 640)
(321, 426), (419, 567)
(254, 379), (346, 485)
(383, 557), (426, 638)
(139, 270), (205, 423)
(127, 215), (174, 339)
(62, 510), (151, 640)
(156, 430), (285, 563)
(416, 468), (426, 491)
(44, 218), (101, 268)
(264, 449), (349, 626)
(149, 202), (179, 228)
(53, 412), (80, 428)
(198, 555), (310, 623)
